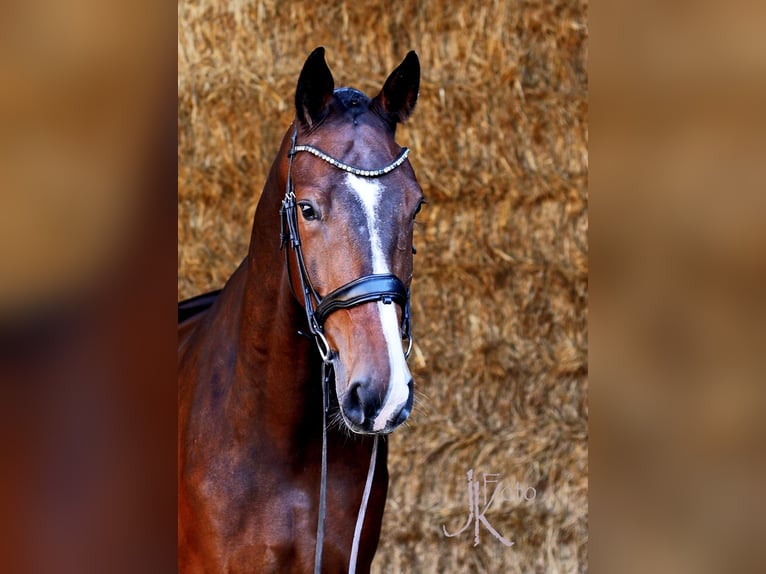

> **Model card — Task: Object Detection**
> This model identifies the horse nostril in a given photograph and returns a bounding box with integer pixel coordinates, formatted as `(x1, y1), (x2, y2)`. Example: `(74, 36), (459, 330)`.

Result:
(343, 380), (380, 426)
(393, 380), (414, 426)
(342, 382), (364, 425)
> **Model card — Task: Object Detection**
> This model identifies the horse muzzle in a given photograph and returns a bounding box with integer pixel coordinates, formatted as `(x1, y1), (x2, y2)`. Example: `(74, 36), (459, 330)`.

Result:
(340, 375), (414, 435)
(326, 294), (414, 435)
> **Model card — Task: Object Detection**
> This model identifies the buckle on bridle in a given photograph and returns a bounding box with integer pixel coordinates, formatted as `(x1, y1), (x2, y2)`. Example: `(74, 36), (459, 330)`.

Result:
(403, 333), (413, 359)
(312, 320), (333, 364)
(279, 201), (290, 250)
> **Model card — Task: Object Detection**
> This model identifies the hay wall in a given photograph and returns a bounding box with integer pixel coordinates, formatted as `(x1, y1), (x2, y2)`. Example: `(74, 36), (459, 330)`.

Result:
(178, 1), (588, 572)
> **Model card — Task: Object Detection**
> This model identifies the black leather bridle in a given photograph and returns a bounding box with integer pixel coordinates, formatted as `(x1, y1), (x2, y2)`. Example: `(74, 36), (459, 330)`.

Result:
(278, 126), (416, 574)
(279, 127), (414, 364)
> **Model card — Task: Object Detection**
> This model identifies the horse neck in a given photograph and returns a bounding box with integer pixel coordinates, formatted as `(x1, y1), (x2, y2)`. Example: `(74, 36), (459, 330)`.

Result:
(230, 135), (323, 447)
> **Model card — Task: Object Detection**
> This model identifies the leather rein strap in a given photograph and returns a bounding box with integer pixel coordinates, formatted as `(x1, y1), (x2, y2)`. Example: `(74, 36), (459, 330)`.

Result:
(279, 126), (413, 574)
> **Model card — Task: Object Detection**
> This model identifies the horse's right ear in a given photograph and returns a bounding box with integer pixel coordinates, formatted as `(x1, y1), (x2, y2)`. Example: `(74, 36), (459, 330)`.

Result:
(295, 47), (335, 128)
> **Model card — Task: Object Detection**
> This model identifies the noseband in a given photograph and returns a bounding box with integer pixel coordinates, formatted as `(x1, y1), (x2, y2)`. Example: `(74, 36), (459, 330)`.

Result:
(280, 127), (414, 362)
(279, 126), (415, 574)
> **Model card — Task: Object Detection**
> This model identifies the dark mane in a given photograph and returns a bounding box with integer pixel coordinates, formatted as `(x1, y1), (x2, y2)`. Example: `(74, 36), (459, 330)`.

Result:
(328, 87), (388, 130)
(333, 87), (370, 110)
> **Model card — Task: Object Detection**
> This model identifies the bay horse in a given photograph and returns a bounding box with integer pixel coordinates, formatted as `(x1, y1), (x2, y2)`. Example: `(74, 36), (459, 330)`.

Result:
(178, 48), (423, 573)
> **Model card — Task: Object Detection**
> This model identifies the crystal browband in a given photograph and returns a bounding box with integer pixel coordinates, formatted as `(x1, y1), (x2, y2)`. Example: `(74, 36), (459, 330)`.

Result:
(291, 144), (410, 178)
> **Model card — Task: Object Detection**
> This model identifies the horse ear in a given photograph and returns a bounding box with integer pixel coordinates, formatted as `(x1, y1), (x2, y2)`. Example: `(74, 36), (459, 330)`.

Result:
(372, 51), (420, 127)
(295, 47), (335, 128)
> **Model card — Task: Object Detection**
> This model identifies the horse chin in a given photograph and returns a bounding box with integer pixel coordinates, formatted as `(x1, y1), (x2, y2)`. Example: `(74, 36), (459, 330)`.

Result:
(340, 414), (400, 436)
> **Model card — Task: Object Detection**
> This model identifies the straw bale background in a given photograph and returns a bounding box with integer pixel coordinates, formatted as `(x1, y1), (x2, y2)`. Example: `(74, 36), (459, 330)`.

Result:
(178, 0), (588, 572)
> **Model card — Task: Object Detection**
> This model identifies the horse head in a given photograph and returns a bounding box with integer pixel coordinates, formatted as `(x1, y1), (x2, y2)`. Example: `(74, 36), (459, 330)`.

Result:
(284, 47), (423, 435)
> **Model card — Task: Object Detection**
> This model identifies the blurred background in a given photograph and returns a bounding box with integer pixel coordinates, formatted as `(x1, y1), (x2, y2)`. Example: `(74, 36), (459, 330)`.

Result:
(178, 1), (588, 572)
(589, 1), (766, 572)
(1, 1), (176, 573)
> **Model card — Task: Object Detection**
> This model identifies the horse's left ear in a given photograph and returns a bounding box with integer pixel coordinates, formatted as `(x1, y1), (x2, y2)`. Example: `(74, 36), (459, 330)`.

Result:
(372, 51), (420, 127)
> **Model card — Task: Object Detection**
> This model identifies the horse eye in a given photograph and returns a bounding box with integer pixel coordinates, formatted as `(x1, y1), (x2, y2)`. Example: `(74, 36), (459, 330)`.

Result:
(413, 199), (425, 219)
(298, 202), (318, 221)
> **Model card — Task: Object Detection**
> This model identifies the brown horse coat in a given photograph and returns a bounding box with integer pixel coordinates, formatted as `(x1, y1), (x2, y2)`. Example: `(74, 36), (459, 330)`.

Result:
(178, 48), (422, 573)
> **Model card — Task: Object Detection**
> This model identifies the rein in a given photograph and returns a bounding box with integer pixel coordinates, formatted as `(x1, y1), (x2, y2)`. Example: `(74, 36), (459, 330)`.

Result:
(279, 126), (414, 574)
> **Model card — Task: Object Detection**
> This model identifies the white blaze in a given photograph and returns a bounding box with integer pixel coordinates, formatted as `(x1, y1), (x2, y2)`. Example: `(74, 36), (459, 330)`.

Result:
(346, 173), (411, 431)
